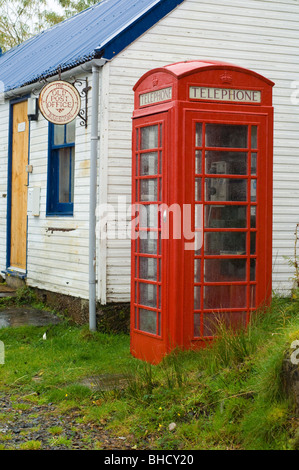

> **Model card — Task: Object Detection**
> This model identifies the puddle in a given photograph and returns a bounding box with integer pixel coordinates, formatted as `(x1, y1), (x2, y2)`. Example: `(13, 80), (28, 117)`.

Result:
(0, 307), (61, 329)
(79, 374), (132, 392)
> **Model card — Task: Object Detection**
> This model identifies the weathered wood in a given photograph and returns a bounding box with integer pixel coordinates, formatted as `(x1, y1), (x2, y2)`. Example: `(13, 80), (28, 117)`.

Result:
(10, 101), (29, 270)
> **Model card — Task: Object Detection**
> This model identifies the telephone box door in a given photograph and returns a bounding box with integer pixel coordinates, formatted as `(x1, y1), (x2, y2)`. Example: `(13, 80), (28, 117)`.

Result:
(183, 111), (272, 343)
(131, 113), (169, 363)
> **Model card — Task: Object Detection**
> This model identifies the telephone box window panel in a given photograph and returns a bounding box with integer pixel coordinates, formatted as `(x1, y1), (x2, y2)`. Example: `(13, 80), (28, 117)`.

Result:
(131, 60), (274, 364)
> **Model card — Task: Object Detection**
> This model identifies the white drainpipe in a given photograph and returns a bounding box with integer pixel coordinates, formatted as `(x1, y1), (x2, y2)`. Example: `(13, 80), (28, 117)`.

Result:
(89, 64), (101, 331)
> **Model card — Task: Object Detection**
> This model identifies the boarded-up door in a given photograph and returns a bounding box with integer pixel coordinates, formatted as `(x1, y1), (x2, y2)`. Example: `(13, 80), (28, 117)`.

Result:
(10, 101), (29, 271)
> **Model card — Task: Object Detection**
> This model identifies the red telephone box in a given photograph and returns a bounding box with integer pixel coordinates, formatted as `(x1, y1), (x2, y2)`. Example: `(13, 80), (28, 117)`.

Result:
(131, 60), (274, 364)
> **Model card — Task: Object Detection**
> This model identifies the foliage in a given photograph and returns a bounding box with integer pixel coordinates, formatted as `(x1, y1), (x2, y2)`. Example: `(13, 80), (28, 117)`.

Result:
(0, 295), (298, 449)
(0, 0), (101, 52)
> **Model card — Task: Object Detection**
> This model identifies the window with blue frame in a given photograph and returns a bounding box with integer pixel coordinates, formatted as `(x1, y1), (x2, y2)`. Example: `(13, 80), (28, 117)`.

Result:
(47, 120), (76, 216)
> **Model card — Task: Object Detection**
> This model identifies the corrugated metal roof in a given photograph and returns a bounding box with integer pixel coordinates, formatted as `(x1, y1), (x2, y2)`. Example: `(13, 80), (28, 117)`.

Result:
(0, 0), (184, 92)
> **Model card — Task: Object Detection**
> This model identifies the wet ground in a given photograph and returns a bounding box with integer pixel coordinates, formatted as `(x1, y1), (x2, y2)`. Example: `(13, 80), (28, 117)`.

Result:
(0, 284), (61, 329)
(0, 306), (61, 329)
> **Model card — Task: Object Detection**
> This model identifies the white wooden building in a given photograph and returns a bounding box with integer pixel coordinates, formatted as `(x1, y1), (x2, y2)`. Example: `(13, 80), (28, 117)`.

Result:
(0, 0), (298, 306)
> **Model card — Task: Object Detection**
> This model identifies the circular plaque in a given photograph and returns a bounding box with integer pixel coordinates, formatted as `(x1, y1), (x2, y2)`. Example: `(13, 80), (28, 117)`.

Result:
(39, 80), (81, 125)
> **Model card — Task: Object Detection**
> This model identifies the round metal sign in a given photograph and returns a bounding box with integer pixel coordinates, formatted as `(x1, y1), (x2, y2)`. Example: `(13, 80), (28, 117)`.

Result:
(39, 80), (81, 125)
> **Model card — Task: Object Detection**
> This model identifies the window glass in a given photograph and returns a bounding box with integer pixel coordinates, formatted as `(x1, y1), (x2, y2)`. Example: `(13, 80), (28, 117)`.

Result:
(140, 152), (158, 176)
(140, 179), (158, 202)
(204, 285), (247, 309)
(47, 122), (75, 215)
(59, 148), (71, 203)
(251, 126), (258, 149)
(204, 259), (247, 282)
(139, 257), (157, 281)
(141, 125), (158, 150)
(205, 151), (247, 175)
(205, 178), (247, 202)
(54, 124), (65, 146)
(205, 205), (247, 228)
(139, 309), (157, 335)
(205, 232), (246, 255)
(196, 123), (203, 147)
(205, 124), (248, 148)
(139, 283), (157, 308)
(139, 233), (157, 254)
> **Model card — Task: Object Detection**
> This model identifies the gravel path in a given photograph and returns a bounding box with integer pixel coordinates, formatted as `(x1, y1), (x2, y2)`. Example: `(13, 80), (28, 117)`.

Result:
(0, 395), (134, 450)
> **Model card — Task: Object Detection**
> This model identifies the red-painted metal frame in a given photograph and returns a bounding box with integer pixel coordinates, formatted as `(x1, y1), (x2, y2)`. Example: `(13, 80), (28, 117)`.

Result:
(131, 61), (274, 364)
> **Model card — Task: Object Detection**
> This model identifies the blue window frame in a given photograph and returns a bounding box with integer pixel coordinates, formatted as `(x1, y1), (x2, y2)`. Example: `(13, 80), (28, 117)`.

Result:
(47, 120), (76, 216)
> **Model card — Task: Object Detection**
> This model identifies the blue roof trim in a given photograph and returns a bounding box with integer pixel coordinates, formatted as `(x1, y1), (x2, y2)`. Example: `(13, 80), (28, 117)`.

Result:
(0, 0), (184, 93)
(102, 0), (184, 60)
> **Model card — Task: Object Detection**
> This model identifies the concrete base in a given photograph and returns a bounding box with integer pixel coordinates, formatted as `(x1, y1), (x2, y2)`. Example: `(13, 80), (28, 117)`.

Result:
(5, 275), (26, 290)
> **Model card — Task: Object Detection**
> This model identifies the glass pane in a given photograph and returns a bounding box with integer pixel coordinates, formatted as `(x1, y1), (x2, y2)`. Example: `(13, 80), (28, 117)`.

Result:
(251, 179), (257, 202)
(139, 204), (158, 228)
(251, 153), (257, 175)
(251, 126), (257, 149)
(71, 150), (75, 203)
(194, 286), (201, 310)
(194, 258), (201, 283)
(250, 207), (256, 228)
(136, 154), (139, 177)
(54, 124), (65, 146)
(250, 232), (256, 254)
(66, 119), (76, 143)
(59, 148), (71, 203)
(203, 311), (247, 337)
(158, 285), (161, 309)
(205, 232), (246, 255)
(195, 178), (202, 201)
(205, 178), (247, 202)
(194, 313), (201, 337)
(205, 151), (247, 175)
(250, 285), (256, 307)
(196, 123), (203, 147)
(141, 125), (158, 150)
(195, 231), (203, 255)
(139, 309), (157, 335)
(205, 205), (247, 228)
(205, 124), (248, 148)
(139, 283), (157, 308)
(195, 205), (203, 229)
(204, 258), (247, 282)
(159, 124), (162, 147)
(136, 129), (139, 151)
(250, 259), (256, 281)
(204, 285), (247, 309)
(139, 257), (157, 281)
(195, 150), (202, 174)
(140, 179), (158, 202)
(140, 152), (158, 176)
(139, 233), (157, 254)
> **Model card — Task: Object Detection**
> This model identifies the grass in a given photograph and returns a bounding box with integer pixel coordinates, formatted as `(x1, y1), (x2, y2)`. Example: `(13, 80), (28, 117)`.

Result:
(0, 289), (298, 450)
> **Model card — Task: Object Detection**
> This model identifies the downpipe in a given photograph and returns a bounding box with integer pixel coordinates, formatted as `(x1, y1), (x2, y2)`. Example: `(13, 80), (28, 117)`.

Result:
(89, 64), (100, 331)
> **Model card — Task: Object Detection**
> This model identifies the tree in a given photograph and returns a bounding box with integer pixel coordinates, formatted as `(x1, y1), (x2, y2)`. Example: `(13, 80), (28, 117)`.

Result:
(0, 0), (101, 52)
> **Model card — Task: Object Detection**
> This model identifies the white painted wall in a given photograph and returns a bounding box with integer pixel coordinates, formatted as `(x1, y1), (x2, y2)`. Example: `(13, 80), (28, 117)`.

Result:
(106, 0), (299, 301)
(26, 74), (94, 298)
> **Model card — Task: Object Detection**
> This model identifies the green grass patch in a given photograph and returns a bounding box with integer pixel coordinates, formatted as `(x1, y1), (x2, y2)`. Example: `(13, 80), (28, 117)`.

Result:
(0, 295), (298, 450)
